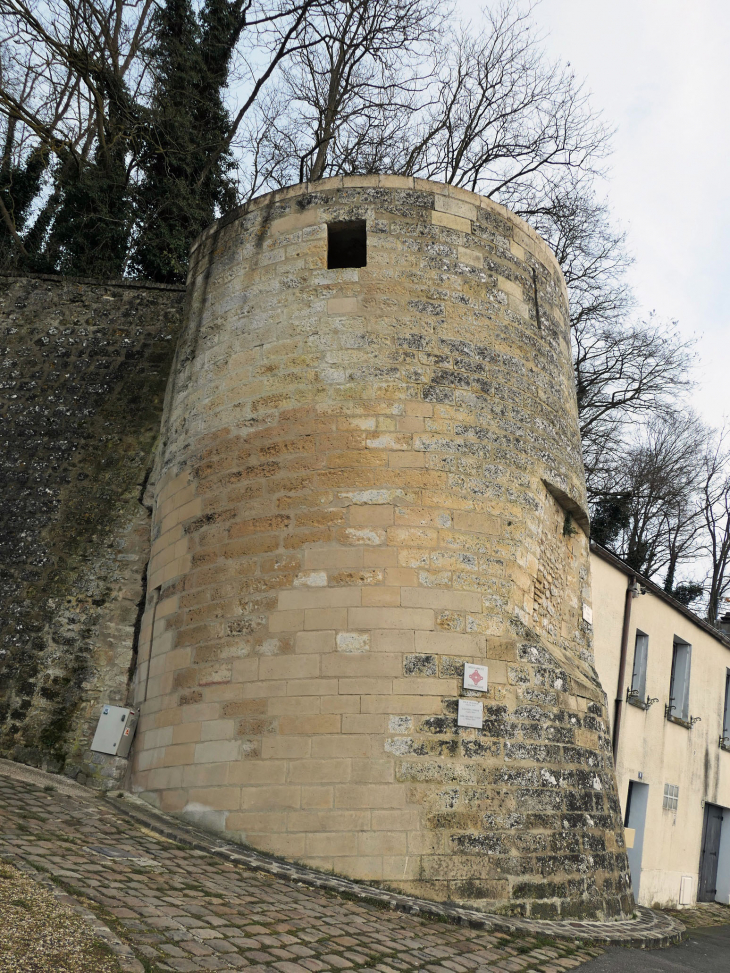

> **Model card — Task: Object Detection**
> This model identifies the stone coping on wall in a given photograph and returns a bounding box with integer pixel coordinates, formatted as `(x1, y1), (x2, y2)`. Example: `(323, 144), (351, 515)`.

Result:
(0, 270), (186, 292)
(109, 793), (685, 949)
(189, 175), (566, 290)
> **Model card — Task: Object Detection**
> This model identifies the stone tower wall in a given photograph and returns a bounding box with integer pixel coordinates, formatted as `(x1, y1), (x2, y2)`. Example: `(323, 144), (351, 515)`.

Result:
(130, 177), (632, 918)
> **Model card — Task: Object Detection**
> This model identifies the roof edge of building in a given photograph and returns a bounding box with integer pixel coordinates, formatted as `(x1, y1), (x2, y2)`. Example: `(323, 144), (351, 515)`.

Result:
(590, 541), (730, 649)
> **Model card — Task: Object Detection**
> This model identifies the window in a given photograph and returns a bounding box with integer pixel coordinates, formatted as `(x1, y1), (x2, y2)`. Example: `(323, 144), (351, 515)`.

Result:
(668, 637), (692, 722)
(663, 783), (679, 811)
(722, 670), (730, 748)
(630, 630), (649, 702)
(327, 220), (367, 269)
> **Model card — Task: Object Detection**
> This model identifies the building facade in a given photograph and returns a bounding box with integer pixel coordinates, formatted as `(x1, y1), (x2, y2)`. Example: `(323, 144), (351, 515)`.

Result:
(130, 176), (632, 919)
(591, 543), (730, 908)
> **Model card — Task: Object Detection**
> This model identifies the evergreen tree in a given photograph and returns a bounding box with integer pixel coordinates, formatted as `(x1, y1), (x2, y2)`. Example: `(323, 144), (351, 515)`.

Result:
(42, 149), (133, 278)
(590, 493), (632, 552)
(669, 582), (703, 606)
(0, 127), (48, 271)
(41, 72), (140, 278)
(131, 0), (238, 282)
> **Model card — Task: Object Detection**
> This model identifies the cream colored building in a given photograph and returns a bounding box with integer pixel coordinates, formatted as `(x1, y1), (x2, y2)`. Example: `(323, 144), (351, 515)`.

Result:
(591, 543), (730, 909)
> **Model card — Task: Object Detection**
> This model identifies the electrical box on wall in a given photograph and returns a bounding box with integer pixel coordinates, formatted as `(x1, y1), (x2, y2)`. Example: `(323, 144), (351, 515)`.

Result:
(679, 875), (694, 906)
(91, 706), (138, 758)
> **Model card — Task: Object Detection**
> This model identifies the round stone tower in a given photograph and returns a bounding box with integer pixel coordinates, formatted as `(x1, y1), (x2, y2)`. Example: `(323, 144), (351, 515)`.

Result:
(131, 176), (632, 919)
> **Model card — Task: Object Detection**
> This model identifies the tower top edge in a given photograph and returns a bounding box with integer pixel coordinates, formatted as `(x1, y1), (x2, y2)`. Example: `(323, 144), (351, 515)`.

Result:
(190, 175), (564, 284)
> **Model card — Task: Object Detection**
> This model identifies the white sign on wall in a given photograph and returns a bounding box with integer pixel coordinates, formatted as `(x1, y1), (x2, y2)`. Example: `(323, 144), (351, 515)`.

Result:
(582, 603), (593, 625)
(457, 699), (484, 728)
(463, 663), (488, 692)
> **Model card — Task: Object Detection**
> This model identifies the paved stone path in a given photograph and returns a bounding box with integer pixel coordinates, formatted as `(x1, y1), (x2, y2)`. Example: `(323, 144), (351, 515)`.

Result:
(660, 901), (730, 928)
(0, 770), (602, 973)
(106, 795), (682, 949)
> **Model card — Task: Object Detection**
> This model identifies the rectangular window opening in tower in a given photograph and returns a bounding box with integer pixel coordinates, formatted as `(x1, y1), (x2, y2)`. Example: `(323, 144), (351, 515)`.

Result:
(328, 220), (367, 269)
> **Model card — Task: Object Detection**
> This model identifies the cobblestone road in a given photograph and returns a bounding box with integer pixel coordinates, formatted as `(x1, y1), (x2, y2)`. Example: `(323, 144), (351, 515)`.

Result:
(0, 773), (603, 973)
(660, 901), (730, 928)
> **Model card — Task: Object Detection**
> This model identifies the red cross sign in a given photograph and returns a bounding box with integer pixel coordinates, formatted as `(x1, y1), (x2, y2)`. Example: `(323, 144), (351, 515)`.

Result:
(463, 663), (488, 692)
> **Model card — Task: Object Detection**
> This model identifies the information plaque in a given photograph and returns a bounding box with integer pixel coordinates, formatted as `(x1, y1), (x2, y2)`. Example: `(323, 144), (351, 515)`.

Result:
(457, 698), (484, 728)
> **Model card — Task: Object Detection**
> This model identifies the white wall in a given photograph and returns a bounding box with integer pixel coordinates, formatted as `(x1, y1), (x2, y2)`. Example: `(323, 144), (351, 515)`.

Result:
(591, 552), (730, 908)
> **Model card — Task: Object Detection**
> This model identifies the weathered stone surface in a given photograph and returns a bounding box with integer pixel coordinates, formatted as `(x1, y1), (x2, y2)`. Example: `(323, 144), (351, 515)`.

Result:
(130, 177), (632, 918)
(0, 274), (184, 785)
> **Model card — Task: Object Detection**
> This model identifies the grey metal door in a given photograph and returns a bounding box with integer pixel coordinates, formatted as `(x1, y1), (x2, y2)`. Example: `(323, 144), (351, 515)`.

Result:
(624, 780), (649, 900)
(698, 803), (724, 902)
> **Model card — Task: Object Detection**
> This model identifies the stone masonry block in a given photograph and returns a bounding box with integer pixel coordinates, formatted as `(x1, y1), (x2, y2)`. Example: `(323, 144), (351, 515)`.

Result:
(347, 607), (434, 630)
(227, 761), (287, 785)
(361, 587), (401, 606)
(278, 714), (341, 735)
(304, 608), (349, 630)
(262, 737), (311, 760)
(321, 695), (361, 714)
(288, 759), (352, 783)
(312, 735), (372, 759)
(240, 785), (302, 810)
(321, 653), (401, 677)
(434, 194), (478, 221)
(304, 547), (364, 569)
(305, 832), (359, 857)
(401, 587), (482, 612)
(296, 630), (336, 654)
(259, 655), (320, 680)
(415, 631), (486, 655)
(431, 210), (471, 233)
(194, 740), (240, 763)
(334, 784), (407, 809)
(278, 587), (361, 611)
(285, 678), (338, 696)
(358, 831), (407, 856)
(300, 786), (334, 809)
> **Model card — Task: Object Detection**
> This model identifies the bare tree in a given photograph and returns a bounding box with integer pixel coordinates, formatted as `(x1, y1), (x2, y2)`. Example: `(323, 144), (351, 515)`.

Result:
(661, 491), (705, 599)
(574, 314), (696, 498)
(700, 429), (730, 625)
(0, 0), (155, 158)
(0, 0), (323, 273)
(400, 2), (610, 202)
(524, 172), (633, 332)
(239, 0), (440, 192)
(189, 0), (324, 192)
(0, 0), (158, 268)
(247, 1), (611, 201)
(590, 411), (706, 582)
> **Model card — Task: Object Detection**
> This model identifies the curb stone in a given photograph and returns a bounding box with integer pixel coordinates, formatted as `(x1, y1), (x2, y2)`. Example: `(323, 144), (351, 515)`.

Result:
(0, 758), (103, 802)
(108, 793), (685, 950)
(1, 855), (144, 972)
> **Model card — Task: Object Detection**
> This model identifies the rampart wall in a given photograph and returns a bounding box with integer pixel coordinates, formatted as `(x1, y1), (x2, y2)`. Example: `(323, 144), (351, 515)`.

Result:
(0, 274), (184, 785)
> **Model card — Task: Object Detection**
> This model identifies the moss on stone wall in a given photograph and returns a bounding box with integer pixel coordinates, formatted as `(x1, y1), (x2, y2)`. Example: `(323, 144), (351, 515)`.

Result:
(0, 274), (184, 783)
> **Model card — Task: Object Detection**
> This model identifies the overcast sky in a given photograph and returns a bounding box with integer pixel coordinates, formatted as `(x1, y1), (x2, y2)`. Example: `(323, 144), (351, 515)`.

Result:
(461, 0), (729, 425)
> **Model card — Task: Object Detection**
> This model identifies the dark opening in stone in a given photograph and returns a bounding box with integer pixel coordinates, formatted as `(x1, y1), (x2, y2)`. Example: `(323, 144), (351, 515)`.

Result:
(327, 220), (367, 269)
